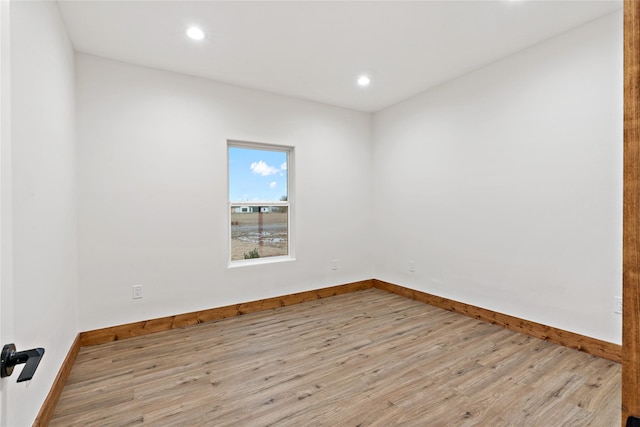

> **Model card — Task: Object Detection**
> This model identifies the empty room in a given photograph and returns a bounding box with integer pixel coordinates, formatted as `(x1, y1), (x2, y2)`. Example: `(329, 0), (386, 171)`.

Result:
(2, 0), (639, 425)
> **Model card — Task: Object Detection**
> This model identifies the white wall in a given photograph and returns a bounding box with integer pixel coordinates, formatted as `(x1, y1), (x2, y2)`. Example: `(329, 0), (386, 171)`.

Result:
(76, 54), (373, 331)
(373, 11), (623, 344)
(0, 1), (13, 425)
(6, 1), (78, 426)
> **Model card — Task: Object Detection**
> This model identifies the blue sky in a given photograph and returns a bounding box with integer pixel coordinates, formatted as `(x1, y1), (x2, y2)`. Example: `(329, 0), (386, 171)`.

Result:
(229, 147), (287, 202)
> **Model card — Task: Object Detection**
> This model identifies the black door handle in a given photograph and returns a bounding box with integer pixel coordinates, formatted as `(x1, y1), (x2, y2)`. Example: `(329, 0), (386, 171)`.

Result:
(1, 343), (45, 382)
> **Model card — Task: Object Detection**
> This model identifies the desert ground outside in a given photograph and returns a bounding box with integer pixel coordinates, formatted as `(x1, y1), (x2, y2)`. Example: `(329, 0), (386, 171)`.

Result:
(230, 211), (288, 260)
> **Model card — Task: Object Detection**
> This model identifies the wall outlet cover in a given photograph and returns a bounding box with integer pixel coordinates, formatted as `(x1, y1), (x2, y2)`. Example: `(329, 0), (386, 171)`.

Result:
(133, 285), (143, 299)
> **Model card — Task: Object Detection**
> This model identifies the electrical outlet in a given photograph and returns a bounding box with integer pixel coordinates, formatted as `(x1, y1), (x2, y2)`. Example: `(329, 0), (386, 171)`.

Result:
(615, 296), (622, 314)
(133, 285), (143, 299)
(330, 259), (339, 270)
(408, 261), (416, 272)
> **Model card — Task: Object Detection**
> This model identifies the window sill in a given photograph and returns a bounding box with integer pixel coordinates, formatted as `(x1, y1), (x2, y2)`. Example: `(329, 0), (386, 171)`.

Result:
(228, 255), (296, 269)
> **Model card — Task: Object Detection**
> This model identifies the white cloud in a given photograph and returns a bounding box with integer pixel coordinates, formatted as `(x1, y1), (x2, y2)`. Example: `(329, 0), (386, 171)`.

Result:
(269, 181), (277, 189)
(250, 160), (279, 176)
(280, 162), (287, 171)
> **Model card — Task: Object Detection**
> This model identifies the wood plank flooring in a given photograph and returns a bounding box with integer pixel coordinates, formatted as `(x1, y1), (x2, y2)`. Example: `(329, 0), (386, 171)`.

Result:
(50, 289), (621, 426)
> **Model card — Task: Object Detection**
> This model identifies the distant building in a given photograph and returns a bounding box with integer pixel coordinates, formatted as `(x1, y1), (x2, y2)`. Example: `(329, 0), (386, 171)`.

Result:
(233, 206), (254, 213)
(232, 206), (273, 213)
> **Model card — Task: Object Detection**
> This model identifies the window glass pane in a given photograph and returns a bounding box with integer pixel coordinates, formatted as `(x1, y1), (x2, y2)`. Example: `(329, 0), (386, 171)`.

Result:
(230, 206), (288, 261)
(228, 147), (287, 203)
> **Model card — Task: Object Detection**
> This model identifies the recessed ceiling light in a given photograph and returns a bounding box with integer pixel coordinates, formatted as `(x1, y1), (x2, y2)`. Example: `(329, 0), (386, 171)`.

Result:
(186, 26), (205, 41)
(357, 75), (371, 87)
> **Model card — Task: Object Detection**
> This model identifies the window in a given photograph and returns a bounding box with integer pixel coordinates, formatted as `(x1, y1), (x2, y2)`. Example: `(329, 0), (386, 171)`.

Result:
(228, 141), (293, 264)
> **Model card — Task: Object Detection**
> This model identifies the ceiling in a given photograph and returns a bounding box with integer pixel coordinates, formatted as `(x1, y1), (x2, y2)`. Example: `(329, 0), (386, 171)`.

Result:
(56, 0), (623, 113)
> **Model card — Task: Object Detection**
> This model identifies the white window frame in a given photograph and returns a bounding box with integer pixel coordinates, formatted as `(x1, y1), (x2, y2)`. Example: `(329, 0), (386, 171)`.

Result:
(227, 140), (295, 267)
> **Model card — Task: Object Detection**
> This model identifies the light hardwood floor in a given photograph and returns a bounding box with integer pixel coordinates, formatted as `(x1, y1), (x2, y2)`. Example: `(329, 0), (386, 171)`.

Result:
(50, 289), (620, 426)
